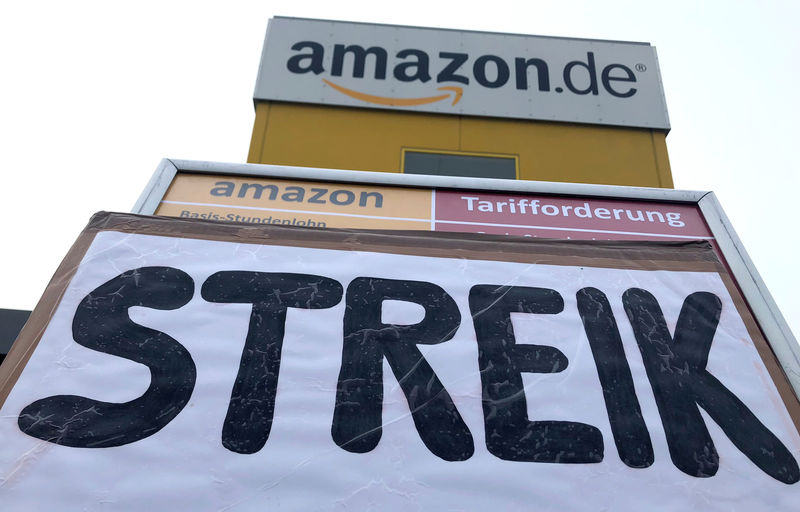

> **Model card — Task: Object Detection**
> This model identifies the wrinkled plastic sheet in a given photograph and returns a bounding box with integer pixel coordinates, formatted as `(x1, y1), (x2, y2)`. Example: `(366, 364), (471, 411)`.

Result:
(0, 212), (798, 510)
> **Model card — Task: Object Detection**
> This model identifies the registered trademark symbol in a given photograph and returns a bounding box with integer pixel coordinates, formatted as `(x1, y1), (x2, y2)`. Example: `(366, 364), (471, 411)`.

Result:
(635, 63), (647, 72)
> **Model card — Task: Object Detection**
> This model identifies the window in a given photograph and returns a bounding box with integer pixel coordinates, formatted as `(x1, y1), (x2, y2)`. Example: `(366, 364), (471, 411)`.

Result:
(402, 150), (517, 180)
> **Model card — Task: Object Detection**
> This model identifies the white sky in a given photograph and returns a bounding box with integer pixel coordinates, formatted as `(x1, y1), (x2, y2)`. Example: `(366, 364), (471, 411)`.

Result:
(1, 1), (798, 341)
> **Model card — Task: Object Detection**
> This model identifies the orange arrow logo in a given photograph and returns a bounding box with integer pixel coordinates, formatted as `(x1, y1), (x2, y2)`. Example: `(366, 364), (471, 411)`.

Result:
(322, 79), (463, 107)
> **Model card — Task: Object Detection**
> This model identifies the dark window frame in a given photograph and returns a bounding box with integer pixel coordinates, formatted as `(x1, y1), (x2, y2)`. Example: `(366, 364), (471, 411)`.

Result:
(402, 149), (518, 180)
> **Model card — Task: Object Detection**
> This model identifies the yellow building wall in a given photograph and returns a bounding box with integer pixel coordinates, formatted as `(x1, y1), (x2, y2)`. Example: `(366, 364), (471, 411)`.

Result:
(248, 101), (673, 188)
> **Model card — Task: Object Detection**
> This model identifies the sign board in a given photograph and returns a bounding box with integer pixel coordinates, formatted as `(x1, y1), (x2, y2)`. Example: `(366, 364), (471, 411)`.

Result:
(157, 172), (709, 241)
(0, 213), (798, 509)
(255, 17), (670, 130)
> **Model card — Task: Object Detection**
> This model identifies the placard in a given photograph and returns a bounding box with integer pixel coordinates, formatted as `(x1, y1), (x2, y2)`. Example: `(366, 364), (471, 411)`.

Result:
(0, 213), (797, 510)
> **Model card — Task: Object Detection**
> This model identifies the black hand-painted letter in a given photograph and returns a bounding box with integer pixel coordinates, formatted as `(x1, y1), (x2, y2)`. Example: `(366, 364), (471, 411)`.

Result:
(469, 285), (603, 463)
(202, 272), (343, 454)
(332, 277), (473, 462)
(18, 266), (196, 448)
(577, 287), (653, 468)
(623, 288), (799, 484)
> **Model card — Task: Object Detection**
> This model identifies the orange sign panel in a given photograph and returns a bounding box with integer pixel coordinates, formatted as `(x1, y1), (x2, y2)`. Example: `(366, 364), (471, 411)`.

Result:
(156, 173), (432, 230)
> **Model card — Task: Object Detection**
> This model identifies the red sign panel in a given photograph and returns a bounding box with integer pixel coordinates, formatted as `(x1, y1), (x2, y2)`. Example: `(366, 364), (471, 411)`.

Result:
(433, 190), (712, 241)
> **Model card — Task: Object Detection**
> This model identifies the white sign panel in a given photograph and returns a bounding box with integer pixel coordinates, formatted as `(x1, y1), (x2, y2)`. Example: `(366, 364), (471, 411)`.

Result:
(0, 217), (797, 510)
(255, 17), (670, 130)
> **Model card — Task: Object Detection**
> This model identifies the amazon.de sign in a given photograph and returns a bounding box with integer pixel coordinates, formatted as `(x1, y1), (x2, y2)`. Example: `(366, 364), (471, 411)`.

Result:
(255, 17), (670, 130)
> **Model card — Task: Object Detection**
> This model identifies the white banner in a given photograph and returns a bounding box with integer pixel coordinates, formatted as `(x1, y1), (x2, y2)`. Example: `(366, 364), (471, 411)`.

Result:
(0, 230), (797, 510)
(255, 17), (670, 130)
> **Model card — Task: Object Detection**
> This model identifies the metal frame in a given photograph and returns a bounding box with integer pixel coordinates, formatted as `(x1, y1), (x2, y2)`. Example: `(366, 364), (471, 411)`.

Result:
(133, 158), (800, 396)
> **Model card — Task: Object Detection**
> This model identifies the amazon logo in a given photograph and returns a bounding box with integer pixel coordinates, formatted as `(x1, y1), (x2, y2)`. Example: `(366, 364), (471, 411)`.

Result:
(286, 41), (640, 108)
